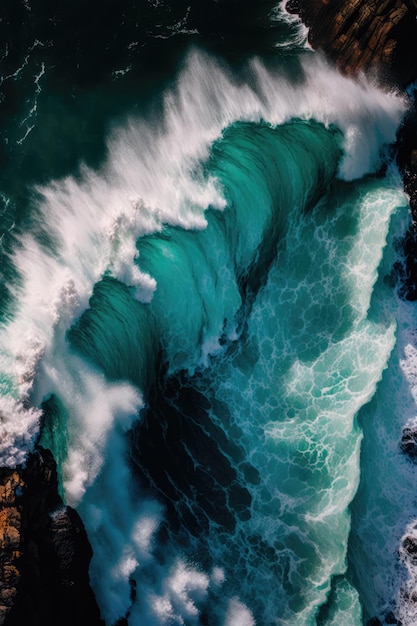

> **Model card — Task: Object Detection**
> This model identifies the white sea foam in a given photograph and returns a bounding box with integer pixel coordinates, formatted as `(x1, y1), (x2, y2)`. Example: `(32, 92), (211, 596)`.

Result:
(127, 559), (213, 626)
(272, 0), (310, 49)
(224, 598), (255, 626)
(343, 178), (417, 626)
(347, 298), (417, 623)
(0, 396), (41, 466)
(388, 301), (417, 626)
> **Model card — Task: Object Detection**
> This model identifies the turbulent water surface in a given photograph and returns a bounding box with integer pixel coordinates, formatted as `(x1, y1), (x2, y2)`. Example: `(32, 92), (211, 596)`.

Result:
(1, 2), (417, 625)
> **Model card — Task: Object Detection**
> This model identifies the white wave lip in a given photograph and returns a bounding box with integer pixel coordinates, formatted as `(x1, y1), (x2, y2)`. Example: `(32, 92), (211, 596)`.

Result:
(0, 49), (403, 467)
(0, 50), (406, 436)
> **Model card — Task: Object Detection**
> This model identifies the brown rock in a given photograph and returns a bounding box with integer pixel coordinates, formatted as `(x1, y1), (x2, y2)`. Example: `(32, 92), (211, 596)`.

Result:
(0, 473), (23, 507)
(0, 447), (104, 626)
(0, 470), (24, 625)
(286, 0), (417, 86)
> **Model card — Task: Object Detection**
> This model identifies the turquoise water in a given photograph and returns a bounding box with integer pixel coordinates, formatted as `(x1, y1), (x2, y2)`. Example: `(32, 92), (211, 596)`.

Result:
(0, 5), (416, 625)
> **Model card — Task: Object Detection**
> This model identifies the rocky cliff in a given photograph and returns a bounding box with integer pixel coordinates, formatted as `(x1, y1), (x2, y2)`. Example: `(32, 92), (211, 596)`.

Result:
(286, 0), (417, 87)
(0, 446), (104, 626)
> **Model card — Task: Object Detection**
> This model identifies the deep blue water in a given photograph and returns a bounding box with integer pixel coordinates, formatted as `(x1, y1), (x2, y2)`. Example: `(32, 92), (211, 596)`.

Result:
(1, 2), (417, 625)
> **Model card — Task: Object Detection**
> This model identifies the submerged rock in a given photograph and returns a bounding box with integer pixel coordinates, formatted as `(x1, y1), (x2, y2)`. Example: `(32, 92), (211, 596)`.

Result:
(400, 424), (417, 459)
(0, 470), (24, 625)
(396, 94), (417, 300)
(0, 447), (103, 626)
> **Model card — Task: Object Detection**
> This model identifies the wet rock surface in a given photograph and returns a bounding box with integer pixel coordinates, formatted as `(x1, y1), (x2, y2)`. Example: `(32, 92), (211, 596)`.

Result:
(400, 423), (417, 459)
(396, 93), (417, 300)
(0, 471), (24, 625)
(0, 446), (104, 626)
(286, 0), (417, 87)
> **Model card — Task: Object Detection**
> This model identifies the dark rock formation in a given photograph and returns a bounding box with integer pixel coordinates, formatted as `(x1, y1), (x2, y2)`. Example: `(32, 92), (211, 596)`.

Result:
(396, 94), (417, 299)
(403, 535), (417, 564)
(400, 423), (417, 459)
(286, 0), (417, 87)
(0, 447), (104, 626)
(0, 470), (24, 624)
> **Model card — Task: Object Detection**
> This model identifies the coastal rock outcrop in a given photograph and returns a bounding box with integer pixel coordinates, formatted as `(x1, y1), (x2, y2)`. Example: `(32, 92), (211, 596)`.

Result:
(0, 470), (24, 624)
(0, 446), (104, 626)
(397, 96), (417, 299)
(400, 422), (417, 459)
(286, 0), (417, 87)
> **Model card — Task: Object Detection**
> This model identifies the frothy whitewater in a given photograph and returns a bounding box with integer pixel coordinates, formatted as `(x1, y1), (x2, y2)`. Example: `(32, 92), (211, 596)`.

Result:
(0, 48), (415, 625)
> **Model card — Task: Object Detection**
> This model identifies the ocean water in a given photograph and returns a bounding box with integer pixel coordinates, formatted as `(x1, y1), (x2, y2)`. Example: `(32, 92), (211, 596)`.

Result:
(1, 2), (417, 625)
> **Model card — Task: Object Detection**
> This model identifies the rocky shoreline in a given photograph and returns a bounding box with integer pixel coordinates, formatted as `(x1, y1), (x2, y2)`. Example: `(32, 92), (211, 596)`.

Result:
(286, 0), (417, 87)
(0, 447), (104, 626)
